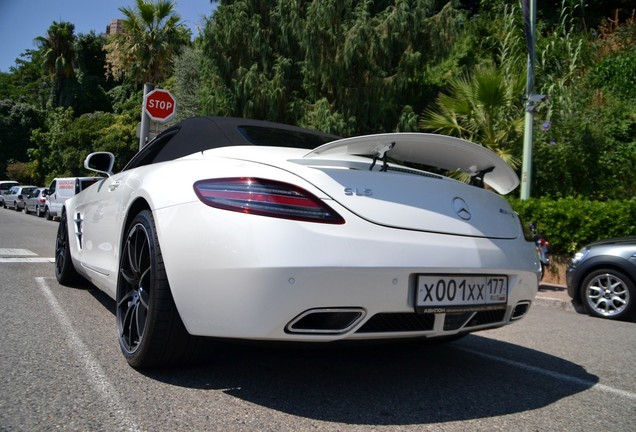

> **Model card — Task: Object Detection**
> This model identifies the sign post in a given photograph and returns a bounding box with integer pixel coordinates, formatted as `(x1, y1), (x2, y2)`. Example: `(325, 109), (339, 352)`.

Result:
(520, 0), (536, 199)
(139, 83), (154, 150)
(140, 87), (177, 150)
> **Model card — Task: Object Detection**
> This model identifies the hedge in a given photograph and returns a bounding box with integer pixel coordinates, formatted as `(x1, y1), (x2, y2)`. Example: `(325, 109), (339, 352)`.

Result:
(509, 197), (636, 256)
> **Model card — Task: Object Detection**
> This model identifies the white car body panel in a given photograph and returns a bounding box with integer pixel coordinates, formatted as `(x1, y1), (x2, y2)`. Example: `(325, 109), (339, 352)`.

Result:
(62, 124), (540, 344)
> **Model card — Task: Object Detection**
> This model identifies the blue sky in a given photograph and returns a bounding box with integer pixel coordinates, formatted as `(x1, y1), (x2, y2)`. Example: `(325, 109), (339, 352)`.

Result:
(0, 0), (217, 72)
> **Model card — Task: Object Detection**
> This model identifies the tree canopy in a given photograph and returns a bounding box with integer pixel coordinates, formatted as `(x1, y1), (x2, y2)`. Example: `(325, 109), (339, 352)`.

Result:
(0, 0), (635, 201)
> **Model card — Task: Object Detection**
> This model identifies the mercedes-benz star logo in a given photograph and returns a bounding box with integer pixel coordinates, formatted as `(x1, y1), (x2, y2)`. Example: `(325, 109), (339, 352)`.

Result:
(452, 197), (472, 220)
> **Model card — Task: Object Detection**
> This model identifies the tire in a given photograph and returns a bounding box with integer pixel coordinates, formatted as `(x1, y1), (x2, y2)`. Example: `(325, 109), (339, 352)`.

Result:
(14, 201), (19, 211)
(580, 269), (635, 320)
(36, 206), (42, 217)
(116, 210), (199, 369)
(55, 210), (81, 285)
(24, 205), (30, 215)
(45, 206), (53, 221)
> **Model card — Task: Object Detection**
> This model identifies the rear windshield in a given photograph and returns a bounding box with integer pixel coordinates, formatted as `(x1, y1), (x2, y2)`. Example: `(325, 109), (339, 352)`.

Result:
(237, 126), (335, 149)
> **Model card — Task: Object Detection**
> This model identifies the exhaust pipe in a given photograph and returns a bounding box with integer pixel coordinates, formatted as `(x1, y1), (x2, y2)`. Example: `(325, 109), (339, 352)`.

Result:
(286, 308), (365, 334)
(511, 301), (531, 320)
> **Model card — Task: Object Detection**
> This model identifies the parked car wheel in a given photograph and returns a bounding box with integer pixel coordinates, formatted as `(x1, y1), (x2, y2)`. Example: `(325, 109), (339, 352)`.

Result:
(580, 269), (635, 320)
(116, 210), (196, 369)
(45, 206), (53, 220)
(55, 211), (81, 285)
(36, 206), (42, 217)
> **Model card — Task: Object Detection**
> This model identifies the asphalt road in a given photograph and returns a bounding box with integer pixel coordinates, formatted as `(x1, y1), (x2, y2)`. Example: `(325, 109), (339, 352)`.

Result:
(1, 208), (635, 431)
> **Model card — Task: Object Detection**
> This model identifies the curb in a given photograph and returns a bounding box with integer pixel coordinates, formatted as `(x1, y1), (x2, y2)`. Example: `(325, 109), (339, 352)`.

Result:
(534, 283), (582, 313)
(534, 295), (577, 312)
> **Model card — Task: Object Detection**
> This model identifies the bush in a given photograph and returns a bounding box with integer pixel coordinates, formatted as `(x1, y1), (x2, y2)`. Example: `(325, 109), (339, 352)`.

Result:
(510, 197), (636, 255)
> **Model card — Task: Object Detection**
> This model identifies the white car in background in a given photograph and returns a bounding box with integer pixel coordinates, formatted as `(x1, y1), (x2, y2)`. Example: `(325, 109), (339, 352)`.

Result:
(44, 176), (102, 220)
(0, 180), (19, 206)
(54, 116), (540, 369)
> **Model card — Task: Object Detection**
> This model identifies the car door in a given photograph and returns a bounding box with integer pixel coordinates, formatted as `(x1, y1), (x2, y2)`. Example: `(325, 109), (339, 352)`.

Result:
(72, 129), (179, 288)
(25, 188), (37, 211)
(72, 172), (134, 286)
(46, 180), (58, 215)
(5, 187), (18, 208)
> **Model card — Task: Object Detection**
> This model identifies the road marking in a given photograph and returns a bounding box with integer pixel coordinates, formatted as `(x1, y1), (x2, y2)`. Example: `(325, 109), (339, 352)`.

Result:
(458, 345), (636, 401)
(35, 277), (141, 432)
(0, 248), (38, 256)
(0, 257), (55, 263)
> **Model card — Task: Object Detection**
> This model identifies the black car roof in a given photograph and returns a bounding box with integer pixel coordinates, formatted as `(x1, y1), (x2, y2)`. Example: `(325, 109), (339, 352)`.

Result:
(156, 116), (339, 153)
(125, 117), (341, 171)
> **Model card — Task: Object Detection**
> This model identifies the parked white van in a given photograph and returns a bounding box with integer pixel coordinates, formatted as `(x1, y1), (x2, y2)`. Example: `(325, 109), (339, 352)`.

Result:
(44, 177), (102, 220)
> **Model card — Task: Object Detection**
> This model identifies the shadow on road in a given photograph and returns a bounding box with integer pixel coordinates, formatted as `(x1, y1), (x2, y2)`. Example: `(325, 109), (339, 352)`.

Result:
(80, 283), (598, 425)
(140, 333), (596, 426)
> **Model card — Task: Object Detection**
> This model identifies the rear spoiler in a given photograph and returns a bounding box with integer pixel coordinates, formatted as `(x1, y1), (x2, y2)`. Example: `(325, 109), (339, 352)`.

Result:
(305, 133), (519, 195)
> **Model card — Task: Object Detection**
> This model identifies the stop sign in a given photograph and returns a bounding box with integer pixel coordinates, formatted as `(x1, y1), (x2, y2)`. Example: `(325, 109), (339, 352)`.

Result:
(144, 89), (177, 122)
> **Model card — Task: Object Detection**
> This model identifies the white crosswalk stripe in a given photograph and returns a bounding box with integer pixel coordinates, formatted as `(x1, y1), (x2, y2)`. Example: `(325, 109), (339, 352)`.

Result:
(0, 248), (54, 262)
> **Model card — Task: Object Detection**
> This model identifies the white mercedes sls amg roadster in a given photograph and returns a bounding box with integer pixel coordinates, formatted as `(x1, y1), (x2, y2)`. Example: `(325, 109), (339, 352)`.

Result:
(55, 116), (540, 368)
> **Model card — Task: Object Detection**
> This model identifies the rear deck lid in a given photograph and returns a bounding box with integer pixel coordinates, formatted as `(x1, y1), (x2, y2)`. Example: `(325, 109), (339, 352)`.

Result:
(298, 133), (520, 238)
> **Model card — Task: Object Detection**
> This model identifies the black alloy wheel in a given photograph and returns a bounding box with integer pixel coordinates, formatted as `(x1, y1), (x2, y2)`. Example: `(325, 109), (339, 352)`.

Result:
(55, 210), (80, 285)
(116, 210), (197, 369)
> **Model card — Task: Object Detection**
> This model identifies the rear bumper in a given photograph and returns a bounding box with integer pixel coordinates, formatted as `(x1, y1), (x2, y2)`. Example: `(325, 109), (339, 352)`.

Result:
(155, 202), (541, 341)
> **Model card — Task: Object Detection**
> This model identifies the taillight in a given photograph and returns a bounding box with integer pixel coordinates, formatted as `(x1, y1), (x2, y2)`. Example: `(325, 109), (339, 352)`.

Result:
(193, 178), (345, 224)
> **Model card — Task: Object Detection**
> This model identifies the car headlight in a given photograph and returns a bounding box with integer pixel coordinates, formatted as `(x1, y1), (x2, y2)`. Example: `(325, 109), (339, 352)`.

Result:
(571, 247), (589, 265)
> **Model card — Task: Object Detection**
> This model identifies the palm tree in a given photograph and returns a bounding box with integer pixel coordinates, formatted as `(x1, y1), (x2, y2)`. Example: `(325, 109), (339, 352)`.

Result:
(420, 3), (529, 175)
(420, 64), (526, 169)
(105, 0), (191, 86)
(35, 21), (76, 106)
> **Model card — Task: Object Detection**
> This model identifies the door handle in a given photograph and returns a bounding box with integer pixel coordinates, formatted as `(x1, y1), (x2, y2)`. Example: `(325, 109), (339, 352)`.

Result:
(108, 181), (121, 192)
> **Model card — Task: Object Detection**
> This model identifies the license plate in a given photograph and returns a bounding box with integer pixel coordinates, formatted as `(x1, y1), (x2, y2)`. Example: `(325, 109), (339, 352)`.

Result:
(415, 275), (508, 313)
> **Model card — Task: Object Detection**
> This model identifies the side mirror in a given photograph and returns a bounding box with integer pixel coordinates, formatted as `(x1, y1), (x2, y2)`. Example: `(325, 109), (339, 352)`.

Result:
(84, 152), (115, 176)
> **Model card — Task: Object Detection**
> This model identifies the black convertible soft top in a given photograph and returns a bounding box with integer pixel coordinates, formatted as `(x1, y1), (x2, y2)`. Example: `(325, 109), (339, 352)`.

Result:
(124, 116), (340, 170)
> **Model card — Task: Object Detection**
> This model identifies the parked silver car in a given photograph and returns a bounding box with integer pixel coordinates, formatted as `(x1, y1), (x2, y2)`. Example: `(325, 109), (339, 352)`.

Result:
(24, 187), (48, 216)
(2, 185), (37, 210)
(567, 237), (636, 320)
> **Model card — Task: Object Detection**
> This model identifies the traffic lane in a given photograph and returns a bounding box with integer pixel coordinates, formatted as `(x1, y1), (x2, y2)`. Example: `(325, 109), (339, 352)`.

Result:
(477, 302), (636, 393)
(0, 267), (138, 431)
(0, 209), (57, 257)
(6, 274), (629, 431)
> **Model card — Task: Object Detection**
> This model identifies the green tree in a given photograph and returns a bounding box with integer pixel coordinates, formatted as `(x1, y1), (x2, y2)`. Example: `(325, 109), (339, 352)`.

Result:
(0, 48), (49, 108)
(418, 5), (526, 169)
(0, 101), (44, 178)
(72, 32), (113, 115)
(201, 0), (465, 135)
(35, 21), (77, 107)
(105, 0), (191, 86)
(172, 45), (204, 120)
(419, 63), (525, 168)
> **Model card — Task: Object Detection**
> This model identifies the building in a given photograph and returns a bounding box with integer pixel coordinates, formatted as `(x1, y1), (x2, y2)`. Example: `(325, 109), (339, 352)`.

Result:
(106, 19), (124, 36)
